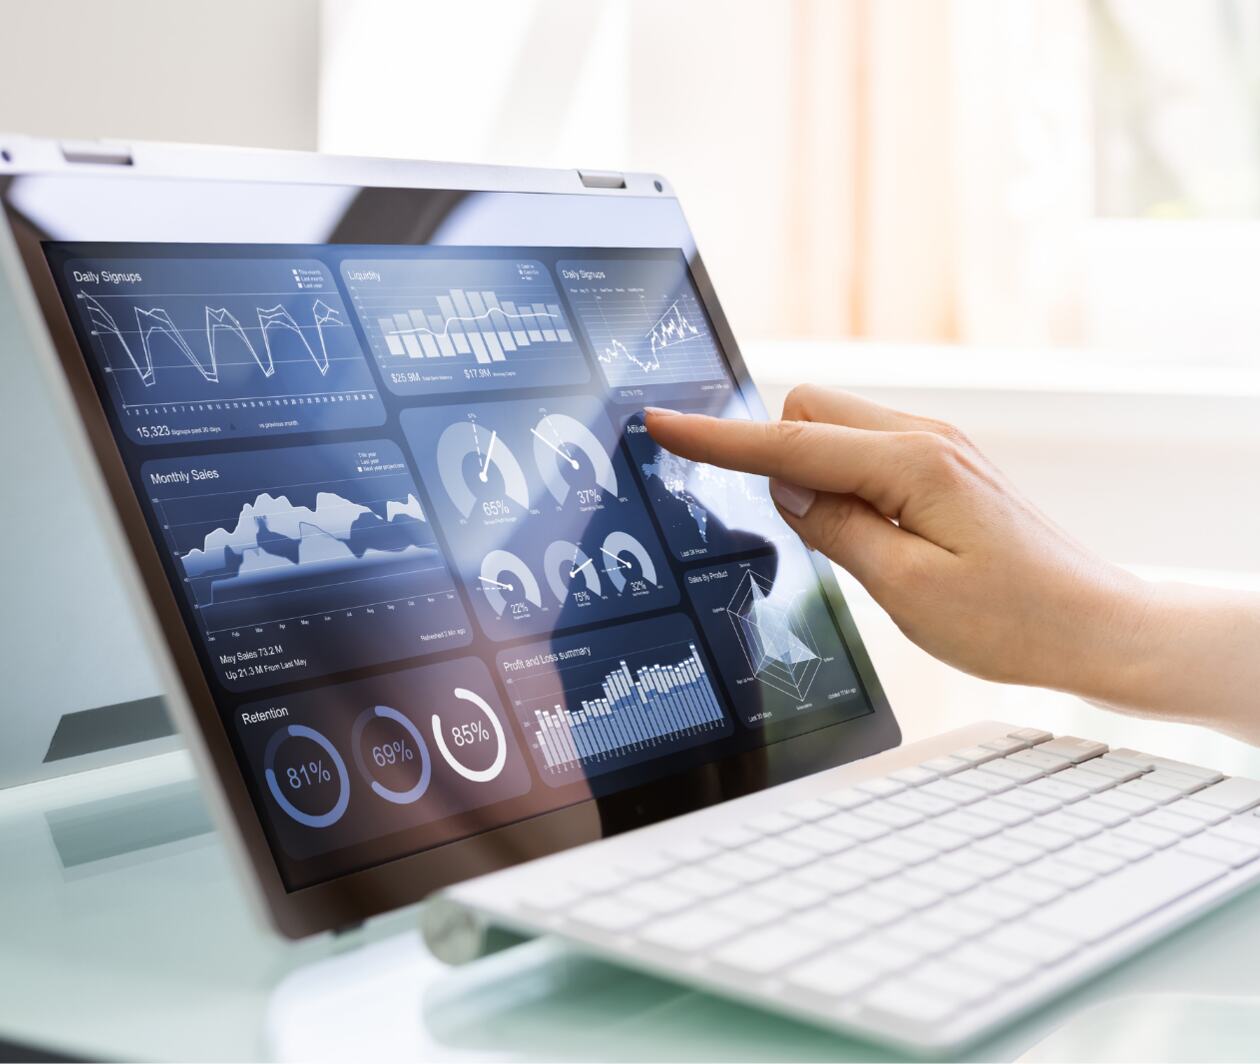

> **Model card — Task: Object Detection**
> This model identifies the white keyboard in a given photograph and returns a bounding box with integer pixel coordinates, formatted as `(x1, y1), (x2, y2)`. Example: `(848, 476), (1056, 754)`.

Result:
(438, 722), (1260, 1055)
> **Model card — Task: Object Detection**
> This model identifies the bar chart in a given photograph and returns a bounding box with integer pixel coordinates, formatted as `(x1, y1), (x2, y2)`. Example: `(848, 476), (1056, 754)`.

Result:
(497, 615), (732, 784)
(342, 257), (589, 395)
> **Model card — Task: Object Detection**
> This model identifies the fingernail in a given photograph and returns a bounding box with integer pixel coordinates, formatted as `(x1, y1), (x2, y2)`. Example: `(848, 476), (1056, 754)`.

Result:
(643, 406), (680, 418)
(769, 477), (816, 517)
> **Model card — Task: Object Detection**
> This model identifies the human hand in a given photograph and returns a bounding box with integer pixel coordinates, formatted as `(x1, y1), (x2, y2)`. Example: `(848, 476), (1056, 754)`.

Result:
(644, 387), (1154, 702)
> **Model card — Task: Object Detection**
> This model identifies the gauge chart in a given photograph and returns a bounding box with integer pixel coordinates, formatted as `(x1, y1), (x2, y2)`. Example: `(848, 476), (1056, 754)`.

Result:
(64, 255), (383, 444)
(341, 257), (590, 395)
(402, 397), (677, 640)
(142, 440), (471, 690)
(238, 657), (531, 861)
(557, 256), (732, 403)
(497, 615), (732, 785)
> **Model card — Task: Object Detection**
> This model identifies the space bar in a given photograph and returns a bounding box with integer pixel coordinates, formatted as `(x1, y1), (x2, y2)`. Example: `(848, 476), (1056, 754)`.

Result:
(1029, 851), (1227, 944)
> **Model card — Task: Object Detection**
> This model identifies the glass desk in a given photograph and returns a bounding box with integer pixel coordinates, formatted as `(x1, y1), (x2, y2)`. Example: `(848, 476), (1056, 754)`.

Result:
(5, 748), (1260, 1062)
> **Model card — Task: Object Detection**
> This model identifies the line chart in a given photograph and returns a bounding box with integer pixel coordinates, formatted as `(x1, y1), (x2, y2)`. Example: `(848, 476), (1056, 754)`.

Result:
(66, 256), (382, 445)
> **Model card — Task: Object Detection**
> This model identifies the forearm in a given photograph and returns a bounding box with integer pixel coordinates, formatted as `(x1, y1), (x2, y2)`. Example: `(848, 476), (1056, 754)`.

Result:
(1069, 579), (1260, 743)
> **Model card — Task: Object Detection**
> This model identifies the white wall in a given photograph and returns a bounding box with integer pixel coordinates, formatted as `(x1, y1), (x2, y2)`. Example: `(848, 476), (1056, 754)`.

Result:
(0, 0), (318, 148)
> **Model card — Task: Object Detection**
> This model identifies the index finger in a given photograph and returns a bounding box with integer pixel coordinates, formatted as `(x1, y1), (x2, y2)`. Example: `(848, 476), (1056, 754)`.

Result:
(643, 410), (925, 518)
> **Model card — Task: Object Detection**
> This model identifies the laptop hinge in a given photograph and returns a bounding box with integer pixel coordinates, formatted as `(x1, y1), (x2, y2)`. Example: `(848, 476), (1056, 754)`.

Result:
(60, 140), (134, 167)
(577, 169), (626, 190)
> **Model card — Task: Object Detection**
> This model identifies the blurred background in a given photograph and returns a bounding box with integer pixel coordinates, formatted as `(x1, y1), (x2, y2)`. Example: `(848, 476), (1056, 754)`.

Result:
(4, 0), (1259, 765)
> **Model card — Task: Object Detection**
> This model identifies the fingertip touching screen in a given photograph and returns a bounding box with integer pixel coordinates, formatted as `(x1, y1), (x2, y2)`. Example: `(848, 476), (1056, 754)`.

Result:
(38, 223), (875, 892)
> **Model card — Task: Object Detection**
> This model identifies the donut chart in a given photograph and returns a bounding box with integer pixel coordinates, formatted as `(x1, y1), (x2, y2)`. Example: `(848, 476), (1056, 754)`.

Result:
(432, 687), (508, 783)
(600, 530), (658, 592)
(263, 724), (351, 829)
(351, 705), (433, 805)
(532, 412), (618, 505)
(436, 418), (529, 517)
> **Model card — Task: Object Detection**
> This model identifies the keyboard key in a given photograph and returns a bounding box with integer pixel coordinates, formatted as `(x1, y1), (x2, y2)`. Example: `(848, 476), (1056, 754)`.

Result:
(1115, 779), (1182, 805)
(1024, 777), (1089, 803)
(1035, 736), (1109, 764)
(780, 824), (855, 856)
(619, 852), (676, 879)
(955, 885), (1034, 921)
(856, 801), (923, 830)
(829, 889), (909, 927)
(952, 745), (1004, 766)
(952, 941), (1037, 982)
(991, 872), (1066, 906)
(786, 950), (880, 999)
(746, 812), (796, 836)
(975, 758), (1044, 784)
(1082, 831), (1154, 862)
(1140, 809), (1204, 838)
(1004, 823), (1074, 852)
(1024, 857), (1096, 890)
(973, 836), (1042, 866)
(1073, 758), (1144, 783)
(1112, 821), (1182, 851)
(1065, 797), (1130, 828)
(843, 934), (924, 973)
(1053, 767), (1120, 794)
(904, 859), (980, 895)
(703, 852), (778, 884)
(1144, 757), (1224, 784)
(782, 799), (834, 822)
(569, 866), (630, 892)
(707, 826), (759, 850)
(830, 847), (902, 881)
(968, 798), (1033, 827)
(888, 789), (955, 817)
(856, 776), (906, 798)
(639, 910), (740, 953)
(817, 811), (887, 842)
(865, 835), (936, 868)
(617, 881), (696, 915)
(898, 822), (971, 854)
(877, 874), (945, 910)
(1165, 799), (1229, 825)
(934, 809), (1007, 837)
(983, 924), (1077, 965)
(860, 983), (959, 1026)
(706, 894), (785, 928)
(1209, 815), (1260, 846)
(890, 765), (938, 786)
(741, 837), (817, 870)
(1142, 769), (1210, 797)
(794, 860), (867, 895)
(665, 838), (721, 864)
(1057, 845), (1126, 876)
(1179, 834), (1260, 868)
(921, 755), (970, 776)
(937, 847), (1011, 881)
(785, 908), (867, 944)
(570, 898), (650, 933)
(993, 788), (1061, 815)
(1008, 727), (1053, 744)
(1100, 747), (1157, 769)
(919, 779), (985, 806)
(1008, 748), (1074, 773)
(1091, 788), (1160, 816)
(752, 877), (828, 911)
(950, 769), (1014, 795)
(1189, 778), (1260, 814)
(884, 916), (963, 954)
(912, 960), (1001, 1004)
(710, 926), (824, 976)
(659, 865), (737, 900)
(819, 787), (871, 811)
(1037, 811), (1102, 840)
(980, 735), (1032, 755)
(920, 900), (1001, 937)
(1029, 850), (1225, 942)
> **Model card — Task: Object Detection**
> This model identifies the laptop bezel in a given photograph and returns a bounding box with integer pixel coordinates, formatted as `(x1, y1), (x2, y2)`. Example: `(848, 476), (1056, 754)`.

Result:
(0, 136), (900, 938)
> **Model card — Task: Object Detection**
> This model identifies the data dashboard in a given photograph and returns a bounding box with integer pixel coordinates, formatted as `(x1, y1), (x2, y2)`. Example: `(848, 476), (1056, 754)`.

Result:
(46, 242), (873, 891)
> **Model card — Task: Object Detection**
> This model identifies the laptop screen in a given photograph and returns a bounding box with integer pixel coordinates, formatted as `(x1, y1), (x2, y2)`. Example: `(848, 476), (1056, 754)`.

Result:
(39, 237), (875, 890)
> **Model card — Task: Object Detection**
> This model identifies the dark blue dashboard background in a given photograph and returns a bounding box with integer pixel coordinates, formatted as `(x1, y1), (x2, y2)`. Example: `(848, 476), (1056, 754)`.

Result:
(43, 240), (875, 891)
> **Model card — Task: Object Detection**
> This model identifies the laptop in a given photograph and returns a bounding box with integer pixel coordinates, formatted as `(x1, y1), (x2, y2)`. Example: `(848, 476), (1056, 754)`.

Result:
(5, 134), (1260, 1056)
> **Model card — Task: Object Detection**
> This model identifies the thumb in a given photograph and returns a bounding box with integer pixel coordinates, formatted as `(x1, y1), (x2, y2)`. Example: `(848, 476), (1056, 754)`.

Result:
(768, 478), (931, 602)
